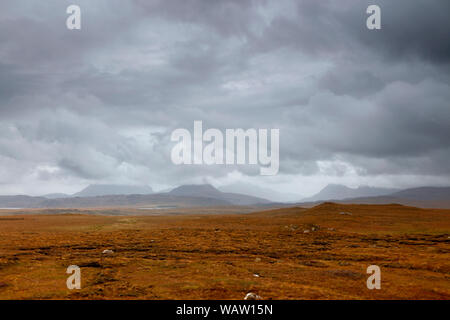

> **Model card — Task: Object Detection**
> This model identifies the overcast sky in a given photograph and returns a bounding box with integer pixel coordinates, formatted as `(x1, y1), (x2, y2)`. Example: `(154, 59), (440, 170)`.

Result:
(0, 0), (449, 198)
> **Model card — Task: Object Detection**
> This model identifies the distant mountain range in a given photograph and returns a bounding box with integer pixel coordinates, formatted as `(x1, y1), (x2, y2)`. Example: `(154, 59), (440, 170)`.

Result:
(41, 183), (298, 203)
(390, 187), (450, 202)
(0, 184), (270, 209)
(1, 183), (450, 209)
(43, 184), (154, 198)
(297, 185), (450, 209)
(302, 184), (399, 202)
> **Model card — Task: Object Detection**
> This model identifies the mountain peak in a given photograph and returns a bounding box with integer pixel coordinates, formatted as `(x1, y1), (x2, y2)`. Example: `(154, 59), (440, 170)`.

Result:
(168, 184), (271, 205)
(169, 184), (221, 197)
(321, 184), (352, 191)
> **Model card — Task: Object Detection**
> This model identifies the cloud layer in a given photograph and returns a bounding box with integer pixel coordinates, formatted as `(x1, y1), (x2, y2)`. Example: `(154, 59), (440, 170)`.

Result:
(0, 0), (449, 196)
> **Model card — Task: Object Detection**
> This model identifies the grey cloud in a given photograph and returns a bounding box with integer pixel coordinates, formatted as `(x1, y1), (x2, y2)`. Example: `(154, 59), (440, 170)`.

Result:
(319, 69), (385, 98)
(132, 0), (264, 37)
(250, 0), (450, 64)
(0, 0), (449, 195)
(0, 63), (40, 104)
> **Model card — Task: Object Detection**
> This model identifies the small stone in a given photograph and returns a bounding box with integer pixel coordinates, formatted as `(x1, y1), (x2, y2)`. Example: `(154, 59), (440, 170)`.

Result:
(244, 292), (262, 300)
(102, 249), (114, 255)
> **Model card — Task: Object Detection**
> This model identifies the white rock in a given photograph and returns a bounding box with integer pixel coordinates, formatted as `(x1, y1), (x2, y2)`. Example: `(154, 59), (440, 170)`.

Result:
(102, 249), (114, 255)
(244, 292), (262, 300)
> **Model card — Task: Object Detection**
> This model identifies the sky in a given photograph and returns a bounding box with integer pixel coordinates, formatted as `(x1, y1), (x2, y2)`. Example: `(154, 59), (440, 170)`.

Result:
(0, 0), (449, 199)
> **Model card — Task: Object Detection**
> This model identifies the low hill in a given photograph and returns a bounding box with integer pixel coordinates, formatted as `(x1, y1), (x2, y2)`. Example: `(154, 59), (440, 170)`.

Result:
(0, 195), (46, 208)
(254, 202), (450, 234)
(390, 187), (450, 201)
(296, 186), (450, 209)
(37, 193), (231, 208)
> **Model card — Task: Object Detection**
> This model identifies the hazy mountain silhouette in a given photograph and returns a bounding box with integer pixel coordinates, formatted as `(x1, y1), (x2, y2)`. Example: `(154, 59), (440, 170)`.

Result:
(0, 184), (270, 208)
(169, 184), (222, 197)
(2, 184), (450, 209)
(297, 186), (450, 209)
(218, 182), (301, 202)
(43, 193), (71, 199)
(0, 195), (45, 208)
(73, 184), (154, 197)
(302, 184), (399, 202)
(168, 184), (271, 205)
(389, 187), (450, 201)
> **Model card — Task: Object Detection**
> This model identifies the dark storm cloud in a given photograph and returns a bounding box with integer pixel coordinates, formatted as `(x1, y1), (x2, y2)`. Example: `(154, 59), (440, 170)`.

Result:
(251, 0), (450, 64)
(355, 0), (450, 64)
(0, 0), (449, 195)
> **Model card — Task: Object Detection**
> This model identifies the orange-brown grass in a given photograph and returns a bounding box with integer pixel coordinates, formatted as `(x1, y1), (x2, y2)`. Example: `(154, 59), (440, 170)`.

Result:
(0, 203), (449, 300)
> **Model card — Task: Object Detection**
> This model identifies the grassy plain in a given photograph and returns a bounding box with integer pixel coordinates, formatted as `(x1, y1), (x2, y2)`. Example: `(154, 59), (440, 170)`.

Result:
(0, 203), (449, 299)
